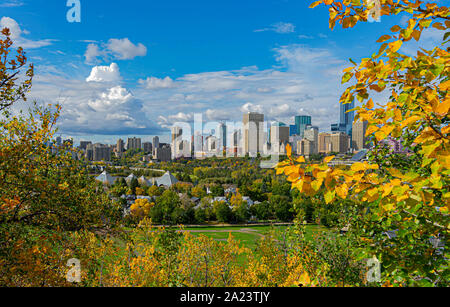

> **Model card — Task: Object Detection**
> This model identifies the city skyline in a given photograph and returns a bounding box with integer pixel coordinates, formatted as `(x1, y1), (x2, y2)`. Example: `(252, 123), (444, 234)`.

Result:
(71, 107), (370, 164)
(0, 0), (435, 144)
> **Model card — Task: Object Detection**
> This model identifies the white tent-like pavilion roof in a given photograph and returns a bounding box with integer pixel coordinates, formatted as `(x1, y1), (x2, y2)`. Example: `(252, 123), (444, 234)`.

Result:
(95, 171), (116, 185)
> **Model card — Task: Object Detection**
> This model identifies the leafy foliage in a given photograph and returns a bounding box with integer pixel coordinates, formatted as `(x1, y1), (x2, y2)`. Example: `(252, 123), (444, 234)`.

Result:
(277, 0), (449, 286)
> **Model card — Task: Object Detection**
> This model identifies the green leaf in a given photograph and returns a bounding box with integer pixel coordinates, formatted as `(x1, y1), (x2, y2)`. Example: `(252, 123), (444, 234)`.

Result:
(342, 72), (353, 84)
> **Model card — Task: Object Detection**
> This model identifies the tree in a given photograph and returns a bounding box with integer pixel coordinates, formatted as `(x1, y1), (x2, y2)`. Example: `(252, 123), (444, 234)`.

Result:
(270, 194), (293, 222)
(210, 184), (225, 197)
(0, 28), (120, 286)
(130, 199), (154, 220)
(0, 28), (34, 112)
(147, 185), (163, 197)
(251, 201), (272, 221)
(214, 201), (233, 223)
(154, 190), (181, 224)
(234, 202), (250, 223)
(191, 186), (207, 198)
(129, 177), (139, 195)
(277, 0), (449, 286)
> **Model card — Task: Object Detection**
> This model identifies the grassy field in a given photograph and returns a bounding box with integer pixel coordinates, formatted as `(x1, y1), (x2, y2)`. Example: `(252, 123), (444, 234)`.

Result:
(182, 224), (327, 250)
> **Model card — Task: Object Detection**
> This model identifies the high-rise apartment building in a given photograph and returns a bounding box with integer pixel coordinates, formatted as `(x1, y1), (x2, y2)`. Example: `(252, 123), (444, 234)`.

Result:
(330, 132), (350, 153)
(85, 144), (94, 161)
(193, 132), (204, 158)
(206, 135), (218, 153)
(230, 129), (242, 157)
(171, 127), (183, 159)
(243, 112), (264, 156)
(86, 143), (111, 161)
(304, 125), (319, 154)
(79, 141), (92, 150)
(127, 137), (141, 151)
(297, 139), (315, 156)
(319, 133), (332, 154)
(153, 136), (160, 150)
(143, 142), (153, 153)
(116, 139), (124, 153)
(270, 124), (290, 154)
(155, 146), (171, 162)
(289, 135), (303, 153)
(352, 120), (368, 151)
(217, 122), (227, 151)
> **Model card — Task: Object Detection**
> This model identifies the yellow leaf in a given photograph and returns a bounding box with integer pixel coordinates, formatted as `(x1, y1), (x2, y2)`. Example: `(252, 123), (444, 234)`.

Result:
(351, 162), (365, 172)
(439, 80), (450, 92)
(336, 183), (349, 199)
(432, 22), (445, 30)
(276, 167), (286, 175)
(309, 0), (322, 8)
(388, 40), (403, 53)
(434, 99), (450, 116)
(401, 115), (422, 127)
(284, 165), (298, 176)
(411, 30), (421, 41)
(286, 144), (292, 158)
(377, 35), (391, 43)
(324, 190), (335, 204)
(390, 25), (401, 32)
(324, 155), (335, 163)
(296, 156), (306, 163)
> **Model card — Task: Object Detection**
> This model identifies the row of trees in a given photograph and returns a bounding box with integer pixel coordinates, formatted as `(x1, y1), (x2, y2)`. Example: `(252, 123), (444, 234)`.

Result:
(127, 190), (295, 225)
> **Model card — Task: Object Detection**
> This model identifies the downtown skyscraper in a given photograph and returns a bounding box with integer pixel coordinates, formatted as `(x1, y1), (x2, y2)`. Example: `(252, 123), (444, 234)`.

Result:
(295, 115), (312, 138)
(331, 101), (355, 136)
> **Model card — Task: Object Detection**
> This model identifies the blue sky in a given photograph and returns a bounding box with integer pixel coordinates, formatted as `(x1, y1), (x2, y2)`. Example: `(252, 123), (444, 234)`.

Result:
(0, 0), (442, 144)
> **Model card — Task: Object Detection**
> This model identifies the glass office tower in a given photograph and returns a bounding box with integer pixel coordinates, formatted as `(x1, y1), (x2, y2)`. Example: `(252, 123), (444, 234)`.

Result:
(295, 115), (312, 138)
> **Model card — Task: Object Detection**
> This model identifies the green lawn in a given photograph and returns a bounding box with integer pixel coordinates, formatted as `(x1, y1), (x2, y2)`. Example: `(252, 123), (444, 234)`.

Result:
(184, 224), (327, 250)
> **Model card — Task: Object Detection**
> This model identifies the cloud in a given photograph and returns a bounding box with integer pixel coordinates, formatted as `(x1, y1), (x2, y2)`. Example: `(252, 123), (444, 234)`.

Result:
(298, 34), (314, 39)
(205, 109), (232, 121)
(133, 44), (349, 133)
(88, 86), (133, 111)
(23, 44), (350, 136)
(106, 38), (147, 60)
(269, 104), (292, 117)
(24, 63), (161, 136)
(84, 38), (147, 63)
(84, 43), (102, 64)
(255, 22), (295, 34)
(86, 63), (121, 83)
(240, 102), (263, 114)
(138, 76), (175, 90)
(0, 17), (54, 49)
(0, 0), (24, 7)
(157, 112), (193, 128)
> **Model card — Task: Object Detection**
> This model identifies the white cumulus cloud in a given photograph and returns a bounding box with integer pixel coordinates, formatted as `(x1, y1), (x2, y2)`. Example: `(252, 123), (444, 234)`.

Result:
(138, 76), (175, 90)
(86, 63), (121, 83)
(84, 38), (147, 63)
(106, 38), (147, 60)
(0, 17), (54, 49)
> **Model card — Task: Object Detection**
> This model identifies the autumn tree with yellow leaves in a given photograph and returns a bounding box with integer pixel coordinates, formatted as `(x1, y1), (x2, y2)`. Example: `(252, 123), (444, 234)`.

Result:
(0, 27), (121, 286)
(277, 0), (449, 286)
